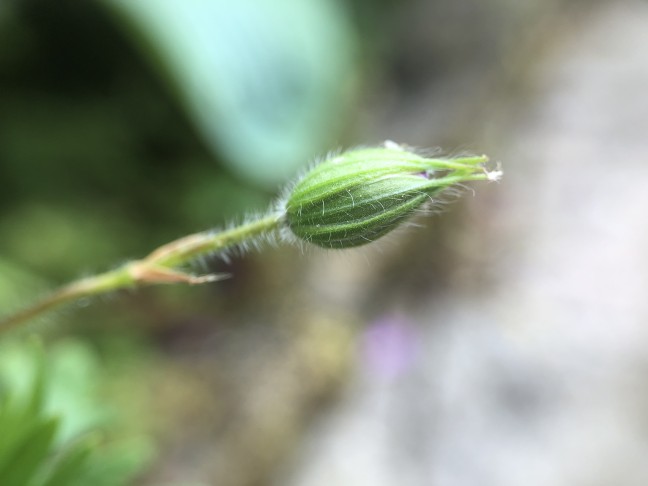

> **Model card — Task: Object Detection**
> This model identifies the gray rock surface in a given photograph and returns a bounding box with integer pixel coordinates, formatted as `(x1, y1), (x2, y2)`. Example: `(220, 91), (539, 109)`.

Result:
(281, 2), (648, 485)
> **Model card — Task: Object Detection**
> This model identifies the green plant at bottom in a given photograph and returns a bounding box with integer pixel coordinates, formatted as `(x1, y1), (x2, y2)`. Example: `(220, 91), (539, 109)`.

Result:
(0, 398), (92, 486)
(0, 341), (152, 486)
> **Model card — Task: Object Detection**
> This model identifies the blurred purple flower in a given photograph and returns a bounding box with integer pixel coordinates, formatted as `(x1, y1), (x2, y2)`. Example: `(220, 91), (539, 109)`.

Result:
(362, 314), (419, 380)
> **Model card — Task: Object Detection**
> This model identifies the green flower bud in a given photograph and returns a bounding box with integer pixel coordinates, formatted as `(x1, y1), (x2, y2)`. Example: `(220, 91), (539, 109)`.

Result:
(283, 142), (501, 249)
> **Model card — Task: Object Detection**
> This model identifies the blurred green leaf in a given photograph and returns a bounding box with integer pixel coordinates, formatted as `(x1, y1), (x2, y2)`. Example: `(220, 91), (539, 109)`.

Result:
(104, 0), (357, 187)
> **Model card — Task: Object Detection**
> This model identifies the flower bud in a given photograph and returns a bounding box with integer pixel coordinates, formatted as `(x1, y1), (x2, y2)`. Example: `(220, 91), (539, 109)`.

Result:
(283, 143), (500, 249)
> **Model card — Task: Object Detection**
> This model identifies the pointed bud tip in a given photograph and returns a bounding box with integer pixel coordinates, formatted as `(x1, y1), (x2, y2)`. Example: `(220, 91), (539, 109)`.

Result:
(484, 161), (503, 182)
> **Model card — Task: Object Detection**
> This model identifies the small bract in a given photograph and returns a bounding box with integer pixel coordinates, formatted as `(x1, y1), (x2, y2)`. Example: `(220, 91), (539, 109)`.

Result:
(283, 143), (500, 248)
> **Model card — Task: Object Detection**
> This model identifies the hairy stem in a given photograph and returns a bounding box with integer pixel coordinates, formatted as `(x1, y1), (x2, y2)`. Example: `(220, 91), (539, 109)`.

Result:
(0, 214), (282, 333)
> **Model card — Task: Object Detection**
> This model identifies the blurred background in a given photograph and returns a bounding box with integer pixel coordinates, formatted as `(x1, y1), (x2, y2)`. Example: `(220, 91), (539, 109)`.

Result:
(1, 0), (648, 484)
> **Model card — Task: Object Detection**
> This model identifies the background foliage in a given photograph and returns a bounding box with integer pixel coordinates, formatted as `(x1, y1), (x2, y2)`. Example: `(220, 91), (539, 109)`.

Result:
(4, 0), (646, 485)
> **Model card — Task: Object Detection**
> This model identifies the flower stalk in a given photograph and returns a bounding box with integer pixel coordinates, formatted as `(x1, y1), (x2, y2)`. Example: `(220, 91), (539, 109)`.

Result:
(0, 143), (500, 332)
(0, 216), (282, 333)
